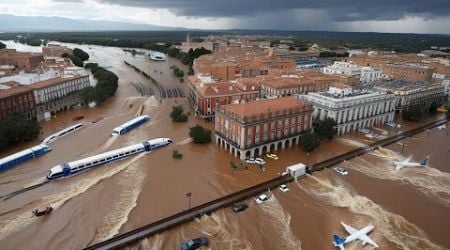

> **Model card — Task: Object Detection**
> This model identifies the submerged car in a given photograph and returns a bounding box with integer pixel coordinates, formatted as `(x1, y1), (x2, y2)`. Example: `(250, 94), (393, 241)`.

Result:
(279, 184), (289, 192)
(180, 237), (208, 250)
(33, 206), (53, 217)
(266, 153), (279, 160)
(335, 167), (349, 176)
(255, 194), (270, 204)
(232, 203), (249, 213)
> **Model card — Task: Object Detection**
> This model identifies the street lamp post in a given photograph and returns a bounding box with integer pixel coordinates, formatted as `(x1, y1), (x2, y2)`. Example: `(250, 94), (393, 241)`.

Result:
(186, 192), (192, 210)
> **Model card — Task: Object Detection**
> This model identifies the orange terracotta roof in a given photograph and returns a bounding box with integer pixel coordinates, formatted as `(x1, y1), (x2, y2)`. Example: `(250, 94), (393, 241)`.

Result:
(222, 97), (311, 117)
(0, 85), (32, 99)
(29, 76), (83, 89)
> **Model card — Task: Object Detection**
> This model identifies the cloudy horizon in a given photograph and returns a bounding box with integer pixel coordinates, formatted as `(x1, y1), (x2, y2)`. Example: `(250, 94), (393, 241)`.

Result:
(0, 0), (450, 34)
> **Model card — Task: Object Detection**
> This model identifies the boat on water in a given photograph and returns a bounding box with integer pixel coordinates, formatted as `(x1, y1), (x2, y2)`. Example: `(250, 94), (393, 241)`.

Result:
(42, 123), (84, 145)
(148, 52), (166, 61)
(46, 138), (172, 180)
(0, 144), (52, 172)
(111, 115), (149, 136)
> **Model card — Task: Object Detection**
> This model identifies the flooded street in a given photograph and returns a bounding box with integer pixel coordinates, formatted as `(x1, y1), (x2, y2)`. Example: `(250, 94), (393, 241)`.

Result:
(0, 41), (449, 250)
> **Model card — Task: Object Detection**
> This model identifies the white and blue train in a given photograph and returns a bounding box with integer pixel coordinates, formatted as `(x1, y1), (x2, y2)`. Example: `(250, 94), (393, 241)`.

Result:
(111, 115), (150, 136)
(0, 144), (52, 172)
(42, 123), (84, 145)
(47, 138), (172, 180)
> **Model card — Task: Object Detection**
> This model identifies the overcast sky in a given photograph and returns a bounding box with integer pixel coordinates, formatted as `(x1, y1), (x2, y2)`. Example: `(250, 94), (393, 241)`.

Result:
(1, 0), (450, 34)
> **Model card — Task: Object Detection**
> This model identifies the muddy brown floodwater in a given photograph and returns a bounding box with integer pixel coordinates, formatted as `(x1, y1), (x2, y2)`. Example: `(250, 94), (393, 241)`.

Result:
(0, 41), (449, 250)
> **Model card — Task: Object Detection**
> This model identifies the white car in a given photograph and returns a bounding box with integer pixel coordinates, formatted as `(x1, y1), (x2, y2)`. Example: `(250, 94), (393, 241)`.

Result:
(255, 158), (266, 165)
(245, 158), (256, 164)
(335, 167), (348, 176)
(279, 184), (289, 192)
(255, 194), (270, 204)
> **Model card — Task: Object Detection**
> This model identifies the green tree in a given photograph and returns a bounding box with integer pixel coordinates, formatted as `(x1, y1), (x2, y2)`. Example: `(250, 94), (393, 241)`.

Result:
(402, 105), (425, 122)
(314, 118), (337, 140)
(299, 132), (320, 152)
(446, 108), (450, 120)
(73, 48), (89, 61)
(0, 115), (40, 152)
(170, 105), (188, 122)
(189, 125), (212, 144)
(0, 42), (5, 49)
(70, 55), (83, 67)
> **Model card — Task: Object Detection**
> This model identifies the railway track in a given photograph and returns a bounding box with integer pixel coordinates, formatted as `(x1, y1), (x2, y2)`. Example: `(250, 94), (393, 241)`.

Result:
(84, 118), (447, 250)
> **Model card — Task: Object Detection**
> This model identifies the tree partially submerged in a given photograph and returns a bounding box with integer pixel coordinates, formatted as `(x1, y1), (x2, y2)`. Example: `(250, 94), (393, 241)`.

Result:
(81, 63), (118, 105)
(0, 115), (40, 152)
(73, 48), (89, 61)
(314, 118), (337, 140)
(402, 105), (425, 122)
(299, 132), (321, 152)
(170, 105), (188, 122)
(189, 125), (212, 144)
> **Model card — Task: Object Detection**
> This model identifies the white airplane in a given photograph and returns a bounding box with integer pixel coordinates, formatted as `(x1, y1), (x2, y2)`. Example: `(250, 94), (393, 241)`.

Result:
(393, 156), (428, 171)
(333, 222), (379, 249)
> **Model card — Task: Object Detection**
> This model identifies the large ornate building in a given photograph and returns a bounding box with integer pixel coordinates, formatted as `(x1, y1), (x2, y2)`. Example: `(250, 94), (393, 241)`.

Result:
(215, 97), (313, 159)
(299, 85), (396, 135)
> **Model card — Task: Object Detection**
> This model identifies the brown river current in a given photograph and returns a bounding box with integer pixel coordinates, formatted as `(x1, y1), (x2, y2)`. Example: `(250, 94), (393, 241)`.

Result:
(0, 41), (449, 250)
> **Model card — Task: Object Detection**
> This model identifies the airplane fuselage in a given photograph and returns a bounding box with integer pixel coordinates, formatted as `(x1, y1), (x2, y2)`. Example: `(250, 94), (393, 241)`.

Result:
(345, 225), (374, 243)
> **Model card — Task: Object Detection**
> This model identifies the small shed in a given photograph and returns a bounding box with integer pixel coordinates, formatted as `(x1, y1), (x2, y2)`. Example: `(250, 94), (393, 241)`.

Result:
(286, 163), (307, 181)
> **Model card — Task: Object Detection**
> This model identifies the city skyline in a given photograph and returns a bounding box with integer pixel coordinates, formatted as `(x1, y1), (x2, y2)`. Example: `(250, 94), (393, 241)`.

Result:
(0, 0), (449, 34)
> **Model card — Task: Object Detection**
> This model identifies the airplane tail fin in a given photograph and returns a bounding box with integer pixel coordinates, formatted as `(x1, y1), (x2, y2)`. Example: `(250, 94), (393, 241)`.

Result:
(333, 234), (345, 250)
(420, 157), (428, 166)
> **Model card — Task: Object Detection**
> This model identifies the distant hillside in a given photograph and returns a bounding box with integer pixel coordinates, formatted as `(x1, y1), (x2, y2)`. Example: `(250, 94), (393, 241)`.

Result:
(0, 29), (449, 53)
(0, 14), (183, 32)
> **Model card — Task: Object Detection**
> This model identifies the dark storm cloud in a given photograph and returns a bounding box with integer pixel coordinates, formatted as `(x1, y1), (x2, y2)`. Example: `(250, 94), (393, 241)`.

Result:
(92, 0), (450, 21)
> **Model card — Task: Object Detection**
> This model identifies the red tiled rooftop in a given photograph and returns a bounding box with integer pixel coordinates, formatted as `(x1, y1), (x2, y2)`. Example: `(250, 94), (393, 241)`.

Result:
(29, 76), (81, 90)
(0, 85), (32, 99)
(222, 97), (311, 118)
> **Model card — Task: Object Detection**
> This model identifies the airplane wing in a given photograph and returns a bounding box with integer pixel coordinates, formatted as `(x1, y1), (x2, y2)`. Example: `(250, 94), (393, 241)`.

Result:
(358, 234), (379, 248)
(395, 165), (403, 171)
(341, 222), (358, 234)
(402, 156), (412, 164)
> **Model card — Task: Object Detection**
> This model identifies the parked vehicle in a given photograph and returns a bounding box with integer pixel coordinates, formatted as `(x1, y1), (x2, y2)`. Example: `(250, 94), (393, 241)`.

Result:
(279, 184), (289, 192)
(232, 203), (248, 213)
(246, 157), (266, 165)
(245, 158), (256, 164)
(180, 237), (208, 250)
(335, 167), (349, 176)
(266, 153), (279, 160)
(255, 158), (266, 165)
(33, 206), (53, 217)
(255, 194), (270, 204)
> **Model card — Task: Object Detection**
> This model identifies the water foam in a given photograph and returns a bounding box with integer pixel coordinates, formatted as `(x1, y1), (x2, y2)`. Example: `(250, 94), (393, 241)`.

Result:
(0, 154), (145, 241)
(258, 195), (303, 250)
(299, 175), (443, 250)
(90, 156), (146, 243)
(353, 147), (450, 207)
(197, 211), (252, 250)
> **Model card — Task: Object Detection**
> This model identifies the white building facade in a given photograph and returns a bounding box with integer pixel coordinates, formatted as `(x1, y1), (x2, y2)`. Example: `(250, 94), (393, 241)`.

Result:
(322, 61), (361, 76)
(31, 75), (90, 120)
(360, 67), (384, 83)
(374, 81), (445, 112)
(322, 62), (384, 83)
(299, 87), (396, 135)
